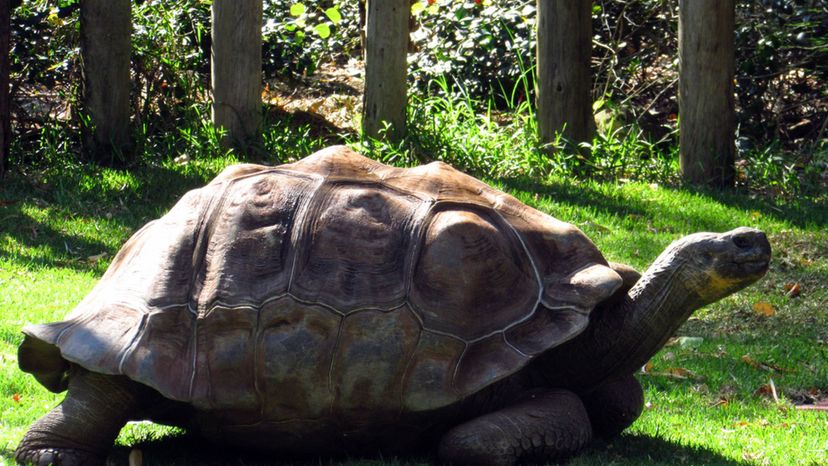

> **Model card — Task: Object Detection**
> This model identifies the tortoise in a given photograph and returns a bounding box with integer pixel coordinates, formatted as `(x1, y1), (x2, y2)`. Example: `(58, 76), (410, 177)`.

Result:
(15, 146), (771, 465)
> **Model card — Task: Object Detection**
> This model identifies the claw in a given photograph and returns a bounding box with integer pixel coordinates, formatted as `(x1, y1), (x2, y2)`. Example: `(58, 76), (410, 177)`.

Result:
(15, 447), (104, 466)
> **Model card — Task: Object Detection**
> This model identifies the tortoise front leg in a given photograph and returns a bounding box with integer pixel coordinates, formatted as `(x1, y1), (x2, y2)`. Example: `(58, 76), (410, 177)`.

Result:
(581, 374), (644, 439)
(438, 389), (592, 465)
(15, 366), (142, 466)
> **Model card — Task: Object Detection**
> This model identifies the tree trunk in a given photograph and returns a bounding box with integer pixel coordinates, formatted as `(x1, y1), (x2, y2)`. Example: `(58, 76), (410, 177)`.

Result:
(211, 0), (263, 153)
(679, 0), (736, 188)
(536, 0), (593, 150)
(80, 0), (132, 164)
(362, 0), (408, 142)
(0, 0), (10, 180)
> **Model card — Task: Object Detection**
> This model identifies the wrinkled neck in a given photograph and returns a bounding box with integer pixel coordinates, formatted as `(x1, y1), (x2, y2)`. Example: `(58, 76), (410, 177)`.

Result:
(535, 251), (706, 391)
(607, 254), (704, 378)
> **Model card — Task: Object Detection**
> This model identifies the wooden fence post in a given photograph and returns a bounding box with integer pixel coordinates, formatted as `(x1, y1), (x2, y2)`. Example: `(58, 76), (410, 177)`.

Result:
(211, 0), (263, 153)
(679, 0), (736, 188)
(362, 0), (409, 142)
(80, 0), (132, 164)
(0, 0), (10, 180)
(536, 0), (593, 150)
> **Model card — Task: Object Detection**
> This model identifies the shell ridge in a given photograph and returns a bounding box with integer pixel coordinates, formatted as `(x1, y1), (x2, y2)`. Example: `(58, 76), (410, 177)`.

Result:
(188, 179), (237, 315)
(403, 200), (436, 300)
(253, 299), (265, 422)
(450, 342), (470, 391)
(116, 311), (149, 374)
(396, 306), (425, 416)
(327, 315), (346, 416)
(492, 209), (544, 301)
(286, 174), (327, 294)
(187, 317), (199, 400)
(501, 332), (529, 358)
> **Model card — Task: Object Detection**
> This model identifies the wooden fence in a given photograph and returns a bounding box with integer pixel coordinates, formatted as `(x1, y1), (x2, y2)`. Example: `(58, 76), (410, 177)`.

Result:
(0, 0), (736, 187)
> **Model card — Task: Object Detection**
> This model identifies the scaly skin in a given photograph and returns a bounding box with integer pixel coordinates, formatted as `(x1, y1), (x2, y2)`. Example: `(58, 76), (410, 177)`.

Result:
(15, 366), (141, 466)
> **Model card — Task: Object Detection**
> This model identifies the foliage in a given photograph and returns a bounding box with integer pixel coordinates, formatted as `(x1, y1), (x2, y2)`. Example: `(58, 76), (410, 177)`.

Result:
(262, 0), (360, 77)
(409, 0), (536, 99)
(9, 0), (81, 139)
(5, 0), (827, 201)
(131, 0), (211, 141)
(735, 0), (828, 142)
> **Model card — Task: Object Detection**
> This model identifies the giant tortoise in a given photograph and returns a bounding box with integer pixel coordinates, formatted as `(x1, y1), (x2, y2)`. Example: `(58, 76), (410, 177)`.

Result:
(15, 146), (771, 465)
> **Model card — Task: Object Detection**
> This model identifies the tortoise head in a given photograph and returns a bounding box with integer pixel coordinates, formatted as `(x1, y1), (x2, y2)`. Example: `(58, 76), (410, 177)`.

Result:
(659, 227), (771, 306)
(598, 227), (771, 381)
(538, 227), (772, 390)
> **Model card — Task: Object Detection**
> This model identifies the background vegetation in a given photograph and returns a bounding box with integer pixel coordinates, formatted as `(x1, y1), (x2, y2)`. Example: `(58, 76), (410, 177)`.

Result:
(1, 0), (826, 465)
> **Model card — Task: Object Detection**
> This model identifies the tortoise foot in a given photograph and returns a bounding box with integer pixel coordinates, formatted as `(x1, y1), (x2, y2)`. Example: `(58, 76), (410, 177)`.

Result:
(14, 446), (104, 466)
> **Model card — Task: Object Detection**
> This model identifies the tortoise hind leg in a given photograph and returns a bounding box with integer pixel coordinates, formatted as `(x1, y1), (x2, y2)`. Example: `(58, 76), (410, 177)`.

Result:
(15, 366), (143, 466)
(438, 389), (592, 465)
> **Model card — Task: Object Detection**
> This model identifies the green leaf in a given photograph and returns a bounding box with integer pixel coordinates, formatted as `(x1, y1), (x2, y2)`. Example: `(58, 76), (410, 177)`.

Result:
(314, 23), (331, 39)
(325, 7), (342, 24)
(592, 99), (606, 112)
(289, 3), (306, 17)
(411, 1), (425, 16)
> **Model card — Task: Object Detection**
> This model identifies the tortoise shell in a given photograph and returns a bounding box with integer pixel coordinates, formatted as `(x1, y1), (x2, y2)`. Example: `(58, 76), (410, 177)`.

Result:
(21, 146), (621, 423)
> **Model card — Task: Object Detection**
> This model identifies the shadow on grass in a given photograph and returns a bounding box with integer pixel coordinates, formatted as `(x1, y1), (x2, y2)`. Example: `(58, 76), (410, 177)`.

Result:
(0, 163), (220, 272)
(109, 433), (429, 466)
(101, 431), (749, 466)
(682, 185), (828, 229)
(499, 175), (827, 232)
(580, 434), (751, 466)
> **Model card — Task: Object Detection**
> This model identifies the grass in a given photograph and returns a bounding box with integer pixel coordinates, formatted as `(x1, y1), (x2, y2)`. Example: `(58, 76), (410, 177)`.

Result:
(1, 90), (827, 465)
(2, 150), (826, 465)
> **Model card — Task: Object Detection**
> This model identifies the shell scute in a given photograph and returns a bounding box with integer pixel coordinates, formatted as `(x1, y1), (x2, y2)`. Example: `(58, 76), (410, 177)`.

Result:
(402, 331), (466, 412)
(331, 306), (421, 420)
(190, 305), (258, 415)
(289, 183), (420, 311)
(193, 170), (317, 308)
(257, 297), (340, 421)
(409, 204), (539, 340)
(453, 333), (530, 394)
(120, 306), (194, 401)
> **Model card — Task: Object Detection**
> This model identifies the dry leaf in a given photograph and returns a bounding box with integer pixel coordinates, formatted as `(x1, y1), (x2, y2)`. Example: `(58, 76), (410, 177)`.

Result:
(643, 361), (654, 373)
(583, 221), (611, 233)
(710, 398), (729, 408)
(741, 355), (792, 373)
(86, 252), (108, 263)
(784, 282), (801, 298)
(752, 301), (776, 317)
(12, 393), (20, 403)
(753, 380), (780, 403)
(666, 367), (703, 380)
(676, 336), (704, 348)
(643, 367), (704, 381)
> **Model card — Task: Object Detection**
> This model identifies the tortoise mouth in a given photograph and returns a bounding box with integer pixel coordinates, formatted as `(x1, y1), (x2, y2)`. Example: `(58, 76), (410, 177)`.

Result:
(724, 253), (771, 280)
(735, 258), (770, 275)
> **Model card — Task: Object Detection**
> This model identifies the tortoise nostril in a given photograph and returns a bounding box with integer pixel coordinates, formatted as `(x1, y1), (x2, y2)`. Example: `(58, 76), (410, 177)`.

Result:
(732, 234), (753, 250)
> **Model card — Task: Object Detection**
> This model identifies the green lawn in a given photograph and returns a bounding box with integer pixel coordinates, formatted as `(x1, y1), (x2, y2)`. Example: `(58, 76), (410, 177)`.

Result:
(1, 153), (826, 465)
